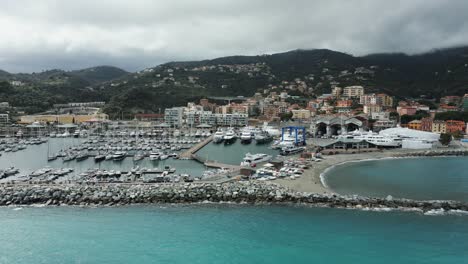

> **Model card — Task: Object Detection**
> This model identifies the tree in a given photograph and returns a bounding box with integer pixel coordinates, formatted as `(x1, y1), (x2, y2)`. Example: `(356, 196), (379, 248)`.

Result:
(451, 130), (463, 140)
(439, 133), (452, 146)
(389, 112), (399, 121)
(280, 112), (293, 121)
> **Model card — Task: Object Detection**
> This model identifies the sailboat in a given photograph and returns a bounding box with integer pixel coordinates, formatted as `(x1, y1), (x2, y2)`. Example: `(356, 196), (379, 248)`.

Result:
(47, 140), (58, 161)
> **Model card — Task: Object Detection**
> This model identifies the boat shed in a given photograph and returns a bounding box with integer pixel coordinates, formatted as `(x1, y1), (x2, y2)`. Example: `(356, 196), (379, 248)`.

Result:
(315, 138), (376, 150)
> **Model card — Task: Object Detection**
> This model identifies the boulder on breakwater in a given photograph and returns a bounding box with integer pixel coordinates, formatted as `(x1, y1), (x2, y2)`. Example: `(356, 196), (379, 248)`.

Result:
(1, 182), (467, 213)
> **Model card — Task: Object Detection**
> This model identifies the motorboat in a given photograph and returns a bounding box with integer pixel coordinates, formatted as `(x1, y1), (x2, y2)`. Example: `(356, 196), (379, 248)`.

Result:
(76, 152), (89, 161)
(262, 122), (281, 137)
(240, 153), (273, 167)
(240, 130), (253, 144)
(223, 130), (236, 145)
(213, 130), (225, 144)
(280, 146), (306, 156)
(47, 154), (58, 162)
(133, 153), (145, 161)
(63, 154), (76, 162)
(94, 154), (106, 162)
(255, 132), (273, 144)
(112, 151), (126, 161)
(149, 152), (161, 161)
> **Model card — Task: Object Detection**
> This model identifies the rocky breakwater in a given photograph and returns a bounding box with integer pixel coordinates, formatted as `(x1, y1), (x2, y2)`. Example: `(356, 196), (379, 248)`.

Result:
(398, 149), (468, 157)
(1, 182), (468, 214)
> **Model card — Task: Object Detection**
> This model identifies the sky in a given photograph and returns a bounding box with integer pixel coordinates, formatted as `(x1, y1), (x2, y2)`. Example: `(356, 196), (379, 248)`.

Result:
(1, 0), (468, 73)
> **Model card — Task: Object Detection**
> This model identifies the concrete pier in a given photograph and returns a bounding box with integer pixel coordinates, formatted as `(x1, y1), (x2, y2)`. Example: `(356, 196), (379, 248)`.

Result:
(179, 136), (213, 159)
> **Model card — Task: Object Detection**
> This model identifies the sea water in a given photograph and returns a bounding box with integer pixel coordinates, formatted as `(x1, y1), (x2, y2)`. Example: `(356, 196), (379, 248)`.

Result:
(324, 156), (468, 202)
(0, 205), (467, 264)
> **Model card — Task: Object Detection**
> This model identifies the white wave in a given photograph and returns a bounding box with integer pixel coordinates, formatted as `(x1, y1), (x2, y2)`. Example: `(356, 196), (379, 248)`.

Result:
(447, 209), (468, 216)
(12, 207), (22, 211)
(424, 208), (446, 216)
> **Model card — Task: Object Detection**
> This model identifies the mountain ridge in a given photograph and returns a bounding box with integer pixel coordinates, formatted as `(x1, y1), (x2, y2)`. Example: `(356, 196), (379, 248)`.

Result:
(1, 46), (468, 115)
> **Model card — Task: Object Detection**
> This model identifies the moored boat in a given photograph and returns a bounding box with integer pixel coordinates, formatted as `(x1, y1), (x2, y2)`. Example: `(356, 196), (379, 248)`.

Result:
(240, 153), (273, 167)
(223, 130), (236, 145)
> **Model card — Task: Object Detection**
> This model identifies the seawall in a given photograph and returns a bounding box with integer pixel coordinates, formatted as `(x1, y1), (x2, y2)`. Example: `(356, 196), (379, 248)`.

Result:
(1, 182), (467, 213)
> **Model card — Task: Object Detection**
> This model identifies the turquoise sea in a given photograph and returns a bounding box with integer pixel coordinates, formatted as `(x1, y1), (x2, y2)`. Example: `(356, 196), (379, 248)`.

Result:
(0, 205), (467, 264)
(324, 157), (468, 202)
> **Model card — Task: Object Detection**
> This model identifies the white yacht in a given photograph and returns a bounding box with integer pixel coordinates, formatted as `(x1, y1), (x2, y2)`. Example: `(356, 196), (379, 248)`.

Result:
(280, 146), (306, 156)
(112, 151), (126, 161)
(240, 129), (253, 144)
(254, 132), (273, 144)
(262, 122), (281, 137)
(340, 130), (402, 147)
(240, 153), (273, 167)
(223, 130), (236, 145)
(213, 130), (225, 144)
(149, 152), (161, 160)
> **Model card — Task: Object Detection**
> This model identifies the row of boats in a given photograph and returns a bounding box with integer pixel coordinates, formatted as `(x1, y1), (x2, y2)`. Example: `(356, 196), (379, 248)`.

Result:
(0, 138), (47, 154)
(89, 129), (213, 138)
(213, 128), (274, 145)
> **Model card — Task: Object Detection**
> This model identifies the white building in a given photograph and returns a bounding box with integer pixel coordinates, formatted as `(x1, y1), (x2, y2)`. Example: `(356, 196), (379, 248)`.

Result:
(343, 86), (364, 98)
(0, 114), (9, 125)
(165, 107), (248, 127)
(371, 112), (390, 120)
(164, 107), (184, 127)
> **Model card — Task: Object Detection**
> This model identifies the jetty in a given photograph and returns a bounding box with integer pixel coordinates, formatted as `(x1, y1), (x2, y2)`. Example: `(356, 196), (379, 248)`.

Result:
(179, 136), (213, 159)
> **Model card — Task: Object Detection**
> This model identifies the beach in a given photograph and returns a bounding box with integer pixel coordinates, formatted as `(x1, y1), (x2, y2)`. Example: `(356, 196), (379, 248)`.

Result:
(275, 147), (468, 194)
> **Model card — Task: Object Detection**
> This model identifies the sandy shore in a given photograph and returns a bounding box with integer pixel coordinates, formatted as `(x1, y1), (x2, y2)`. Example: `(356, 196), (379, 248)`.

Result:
(275, 147), (468, 194)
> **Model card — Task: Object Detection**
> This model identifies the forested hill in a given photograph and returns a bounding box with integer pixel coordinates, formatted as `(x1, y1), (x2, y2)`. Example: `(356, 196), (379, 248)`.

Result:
(0, 66), (128, 113)
(1, 47), (468, 115)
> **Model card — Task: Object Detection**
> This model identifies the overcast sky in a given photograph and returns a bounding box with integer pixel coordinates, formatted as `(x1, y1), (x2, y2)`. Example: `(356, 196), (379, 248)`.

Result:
(1, 0), (468, 73)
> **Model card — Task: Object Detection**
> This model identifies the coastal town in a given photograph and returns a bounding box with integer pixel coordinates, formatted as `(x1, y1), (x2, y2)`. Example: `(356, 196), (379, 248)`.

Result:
(2, 2), (468, 263)
(0, 81), (467, 206)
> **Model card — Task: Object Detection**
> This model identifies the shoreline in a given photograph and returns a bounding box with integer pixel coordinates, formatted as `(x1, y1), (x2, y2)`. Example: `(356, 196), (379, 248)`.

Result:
(275, 148), (468, 194)
(0, 149), (467, 215)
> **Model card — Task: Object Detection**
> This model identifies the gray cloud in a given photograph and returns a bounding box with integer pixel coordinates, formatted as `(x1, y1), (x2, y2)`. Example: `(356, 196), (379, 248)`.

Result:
(1, 0), (468, 73)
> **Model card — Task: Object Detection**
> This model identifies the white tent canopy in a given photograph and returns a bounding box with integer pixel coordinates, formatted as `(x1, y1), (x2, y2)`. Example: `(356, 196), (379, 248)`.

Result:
(379, 127), (440, 142)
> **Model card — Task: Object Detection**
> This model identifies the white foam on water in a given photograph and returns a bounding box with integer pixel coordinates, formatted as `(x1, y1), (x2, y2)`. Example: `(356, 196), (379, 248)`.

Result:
(424, 208), (446, 216)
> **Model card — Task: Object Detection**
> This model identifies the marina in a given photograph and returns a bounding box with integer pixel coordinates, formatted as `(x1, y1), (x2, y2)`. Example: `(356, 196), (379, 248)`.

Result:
(0, 125), (289, 185)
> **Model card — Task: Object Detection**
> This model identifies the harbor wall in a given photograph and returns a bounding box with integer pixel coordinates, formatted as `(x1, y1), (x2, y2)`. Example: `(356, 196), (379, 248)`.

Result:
(1, 182), (467, 213)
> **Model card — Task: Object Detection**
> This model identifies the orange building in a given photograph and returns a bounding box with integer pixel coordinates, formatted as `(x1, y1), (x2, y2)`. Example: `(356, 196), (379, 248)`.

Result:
(408, 120), (422, 130)
(336, 100), (353, 107)
(445, 120), (466, 133)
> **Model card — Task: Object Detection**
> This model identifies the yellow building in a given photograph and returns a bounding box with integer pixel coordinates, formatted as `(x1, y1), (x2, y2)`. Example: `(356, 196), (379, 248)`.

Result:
(377, 93), (394, 107)
(431, 120), (446, 134)
(408, 120), (422, 130)
(363, 104), (382, 114)
(291, 109), (311, 120)
(20, 113), (109, 124)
